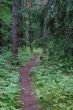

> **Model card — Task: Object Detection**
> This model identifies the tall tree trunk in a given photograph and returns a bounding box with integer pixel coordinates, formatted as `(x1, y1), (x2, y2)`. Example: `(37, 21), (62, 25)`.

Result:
(12, 0), (18, 58)
(27, 0), (33, 53)
(21, 0), (26, 47)
(40, 0), (48, 47)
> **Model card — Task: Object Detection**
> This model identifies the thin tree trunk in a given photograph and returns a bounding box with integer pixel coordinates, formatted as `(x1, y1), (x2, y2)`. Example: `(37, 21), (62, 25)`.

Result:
(12, 0), (18, 58)
(21, 0), (26, 47)
(40, 0), (48, 47)
(27, 0), (33, 53)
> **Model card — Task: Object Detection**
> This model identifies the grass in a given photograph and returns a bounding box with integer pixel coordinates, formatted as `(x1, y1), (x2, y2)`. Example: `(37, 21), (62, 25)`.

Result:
(0, 47), (32, 110)
(30, 58), (73, 110)
(33, 48), (43, 54)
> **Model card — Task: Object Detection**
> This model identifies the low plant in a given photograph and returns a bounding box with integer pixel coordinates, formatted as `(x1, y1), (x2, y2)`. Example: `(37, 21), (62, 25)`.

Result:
(30, 59), (73, 110)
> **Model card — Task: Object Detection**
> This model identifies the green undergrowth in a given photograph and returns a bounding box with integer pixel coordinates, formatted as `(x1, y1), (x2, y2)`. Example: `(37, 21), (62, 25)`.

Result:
(30, 59), (73, 110)
(33, 48), (43, 54)
(0, 47), (32, 110)
(18, 47), (32, 66)
(1, 47), (32, 66)
(0, 58), (20, 110)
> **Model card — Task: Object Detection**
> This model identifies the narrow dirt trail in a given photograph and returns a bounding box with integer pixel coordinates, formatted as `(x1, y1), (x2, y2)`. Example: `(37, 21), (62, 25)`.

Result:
(20, 54), (40, 110)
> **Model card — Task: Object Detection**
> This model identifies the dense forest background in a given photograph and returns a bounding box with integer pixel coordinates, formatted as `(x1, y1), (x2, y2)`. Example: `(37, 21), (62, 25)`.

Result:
(0, 0), (73, 110)
(0, 0), (73, 58)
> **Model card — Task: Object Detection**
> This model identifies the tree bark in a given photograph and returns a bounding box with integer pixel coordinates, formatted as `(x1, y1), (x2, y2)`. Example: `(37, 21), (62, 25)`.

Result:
(12, 0), (18, 58)
(21, 0), (26, 47)
(27, 0), (33, 52)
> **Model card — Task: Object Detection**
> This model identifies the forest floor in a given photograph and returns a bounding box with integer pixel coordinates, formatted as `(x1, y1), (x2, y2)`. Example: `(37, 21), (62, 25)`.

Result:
(0, 48), (73, 110)
(20, 54), (41, 110)
(0, 48), (32, 110)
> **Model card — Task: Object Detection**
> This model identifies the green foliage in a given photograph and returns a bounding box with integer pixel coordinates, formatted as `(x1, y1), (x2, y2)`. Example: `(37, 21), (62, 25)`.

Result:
(0, 0), (73, 58)
(40, 0), (73, 59)
(0, 0), (11, 24)
(1, 47), (32, 66)
(0, 0), (11, 48)
(0, 52), (20, 110)
(0, 68), (20, 110)
(18, 47), (32, 66)
(0, 47), (32, 109)
(30, 59), (73, 110)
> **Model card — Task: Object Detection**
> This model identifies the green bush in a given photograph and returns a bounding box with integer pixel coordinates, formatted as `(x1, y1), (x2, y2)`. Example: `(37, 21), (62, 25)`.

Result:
(30, 60), (73, 110)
